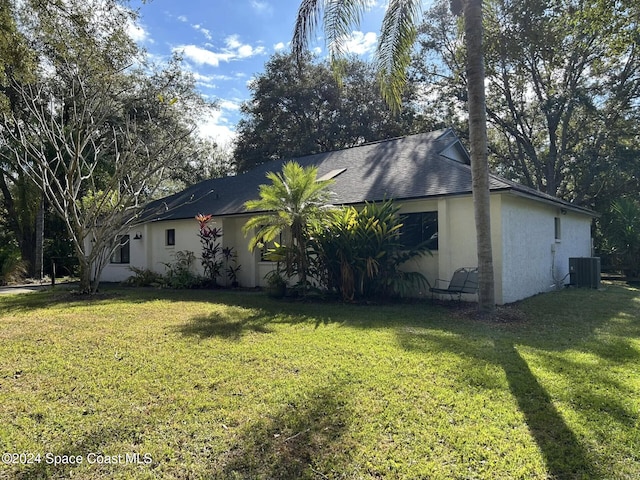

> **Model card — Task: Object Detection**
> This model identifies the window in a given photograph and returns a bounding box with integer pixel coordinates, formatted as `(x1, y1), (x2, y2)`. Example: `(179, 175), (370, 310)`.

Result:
(400, 212), (438, 250)
(166, 228), (176, 246)
(110, 235), (130, 264)
(554, 217), (561, 241)
(259, 228), (290, 261)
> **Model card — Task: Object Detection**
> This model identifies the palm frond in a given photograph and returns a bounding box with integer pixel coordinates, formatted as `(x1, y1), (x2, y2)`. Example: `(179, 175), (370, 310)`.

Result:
(324, 0), (368, 61)
(376, 0), (423, 112)
(292, 0), (325, 61)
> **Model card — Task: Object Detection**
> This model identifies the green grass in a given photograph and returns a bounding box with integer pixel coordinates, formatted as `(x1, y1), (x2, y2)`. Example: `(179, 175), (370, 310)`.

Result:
(0, 285), (638, 479)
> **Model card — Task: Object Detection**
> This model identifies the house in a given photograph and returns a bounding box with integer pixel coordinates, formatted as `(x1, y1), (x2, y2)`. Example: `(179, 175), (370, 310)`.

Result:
(101, 129), (596, 304)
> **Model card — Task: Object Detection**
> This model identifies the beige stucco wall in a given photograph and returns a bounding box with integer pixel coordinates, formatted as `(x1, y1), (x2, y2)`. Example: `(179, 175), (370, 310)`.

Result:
(99, 193), (593, 305)
(425, 195), (504, 303)
(220, 215), (263, 287)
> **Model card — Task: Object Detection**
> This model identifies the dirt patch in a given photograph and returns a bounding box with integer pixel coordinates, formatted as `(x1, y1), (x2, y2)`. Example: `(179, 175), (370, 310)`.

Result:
(448, 303), (528, 324)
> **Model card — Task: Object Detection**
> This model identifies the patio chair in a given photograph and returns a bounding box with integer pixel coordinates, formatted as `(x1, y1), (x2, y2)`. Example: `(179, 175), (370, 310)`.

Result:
(430, 267), (479, 300)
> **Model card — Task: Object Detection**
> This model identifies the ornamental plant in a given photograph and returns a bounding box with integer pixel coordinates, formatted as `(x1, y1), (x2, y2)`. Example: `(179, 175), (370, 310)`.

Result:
(310, 199), (432, 301)
(222, 246), (241, 287)
(196, 214), (224, 285)
(242, 161), (334, 294)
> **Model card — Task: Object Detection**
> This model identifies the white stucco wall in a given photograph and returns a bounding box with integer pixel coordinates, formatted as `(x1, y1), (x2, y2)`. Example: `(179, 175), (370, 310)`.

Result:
(98, 224), (150, 283)
(500, 194), (592, 303)
(99, 215), (265, 287)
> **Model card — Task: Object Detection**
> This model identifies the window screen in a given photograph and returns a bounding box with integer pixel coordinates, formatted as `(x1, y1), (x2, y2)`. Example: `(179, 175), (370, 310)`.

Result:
(400, 212), (438, 250)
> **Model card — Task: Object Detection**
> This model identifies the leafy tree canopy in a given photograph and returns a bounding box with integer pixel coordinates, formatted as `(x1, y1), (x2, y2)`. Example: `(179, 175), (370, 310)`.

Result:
(414, 0), (640, 209)
(1, 0), (218, 292)
(233, 52), (429, 172)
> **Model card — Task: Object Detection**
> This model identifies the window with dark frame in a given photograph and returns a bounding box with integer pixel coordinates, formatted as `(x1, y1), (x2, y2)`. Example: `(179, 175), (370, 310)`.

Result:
(400, 212), (439, 250)
(166, 228), (176, 246)
(110, 235), (130, 264)
(259, 228), (288, 261)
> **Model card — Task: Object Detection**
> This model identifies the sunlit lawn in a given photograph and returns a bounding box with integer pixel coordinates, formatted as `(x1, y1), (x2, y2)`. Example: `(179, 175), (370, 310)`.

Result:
(0, 284), (638, 479)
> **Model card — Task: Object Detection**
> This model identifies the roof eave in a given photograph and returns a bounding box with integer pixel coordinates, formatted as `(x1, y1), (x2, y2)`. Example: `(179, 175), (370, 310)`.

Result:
(505, 189), (599, 217)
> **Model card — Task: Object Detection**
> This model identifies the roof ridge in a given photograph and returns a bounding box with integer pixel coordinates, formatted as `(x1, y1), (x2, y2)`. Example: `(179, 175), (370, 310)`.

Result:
(356, 129), (448, 148)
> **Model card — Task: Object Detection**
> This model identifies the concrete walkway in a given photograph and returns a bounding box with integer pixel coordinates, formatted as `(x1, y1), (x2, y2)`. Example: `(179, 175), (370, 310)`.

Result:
(0, 280), (79, 295)
(0, 284), (50, 295)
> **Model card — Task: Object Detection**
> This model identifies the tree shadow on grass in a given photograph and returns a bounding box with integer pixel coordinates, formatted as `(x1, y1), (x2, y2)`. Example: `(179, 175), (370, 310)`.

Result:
(12, 423), (146, 479)
(398, 330), (605, 478)
(175, 293), (395, 340)
(0, 285), (159, 314)
(396, 286), (640, 479)
(496, 339), (601, 479)
(178, 309), (274, 340)
(211, 382), (352, 479)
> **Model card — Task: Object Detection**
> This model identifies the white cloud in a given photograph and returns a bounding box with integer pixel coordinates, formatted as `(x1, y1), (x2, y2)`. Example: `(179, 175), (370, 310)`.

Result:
(219, 99), (240, 111)
(193, 24), (212, 41)
(237, 44), (254, 57)
(176, 35), (265, 67)
(191, 72), (218, 89)
(177, 15), (188, 22)
(251, 0), (273, 15)
(339, 31), (377, 56)
(126, 18), (151, 44)
(274, 41), (286, 51)
(178, 45), (233, 67)
(224, 35), (266, 58)
(197, 106), (239, 144)
(192, 72), (215, 82)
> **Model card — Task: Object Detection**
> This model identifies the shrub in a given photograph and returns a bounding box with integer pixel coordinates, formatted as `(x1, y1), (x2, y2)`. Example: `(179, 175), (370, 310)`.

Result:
(162, 250), (203, 289)
(310, 199), (431, 301)
(601, 197), (640, 278)
(0, 256), (28, 285)
(124, 267), (164, 287)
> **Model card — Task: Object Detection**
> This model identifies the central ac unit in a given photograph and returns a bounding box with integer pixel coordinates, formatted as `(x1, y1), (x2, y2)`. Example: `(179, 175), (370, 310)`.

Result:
(569, 257), (601, 289)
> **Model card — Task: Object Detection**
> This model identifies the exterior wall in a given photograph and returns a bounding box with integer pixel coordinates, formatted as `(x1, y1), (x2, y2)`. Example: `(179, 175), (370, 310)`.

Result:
(98, 225), (149, 283)
(220, 216), (262, 287)
(500, 194), (592, 303)
(99, 194), (592, 303)
(100, 218), (212, 283)
(151, 218), (204, 276)
(434, 195), (504, 303)
(100, 215), (265, 287)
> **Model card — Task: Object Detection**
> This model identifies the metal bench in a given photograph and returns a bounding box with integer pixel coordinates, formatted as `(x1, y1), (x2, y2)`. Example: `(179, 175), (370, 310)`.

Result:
(430, 267), (479, 300)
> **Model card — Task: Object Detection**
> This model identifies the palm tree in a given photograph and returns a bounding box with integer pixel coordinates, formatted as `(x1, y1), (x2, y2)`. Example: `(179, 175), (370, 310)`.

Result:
(292, 0), (495, 313)
(242, 161), (334, 291)
(606, 198), (640, 278)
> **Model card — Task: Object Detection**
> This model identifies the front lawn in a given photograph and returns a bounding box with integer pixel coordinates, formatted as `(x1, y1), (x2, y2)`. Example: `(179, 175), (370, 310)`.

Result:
(0, 285), (638, 479)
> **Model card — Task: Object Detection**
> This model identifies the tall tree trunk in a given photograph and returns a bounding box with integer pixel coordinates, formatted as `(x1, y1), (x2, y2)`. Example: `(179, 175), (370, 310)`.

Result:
(0, 173), (35, 276)
(464, 0), (495, 313)
(78, 256), (92, 294)
(34, 196), (44, 280)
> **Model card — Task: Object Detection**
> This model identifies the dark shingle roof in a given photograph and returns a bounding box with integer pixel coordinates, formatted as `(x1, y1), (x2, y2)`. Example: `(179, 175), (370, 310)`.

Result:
(141, 129), (595, 222)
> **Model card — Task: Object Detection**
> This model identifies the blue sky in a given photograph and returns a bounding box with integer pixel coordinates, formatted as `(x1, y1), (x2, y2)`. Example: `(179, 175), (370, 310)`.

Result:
(128, 0), (388, 147)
